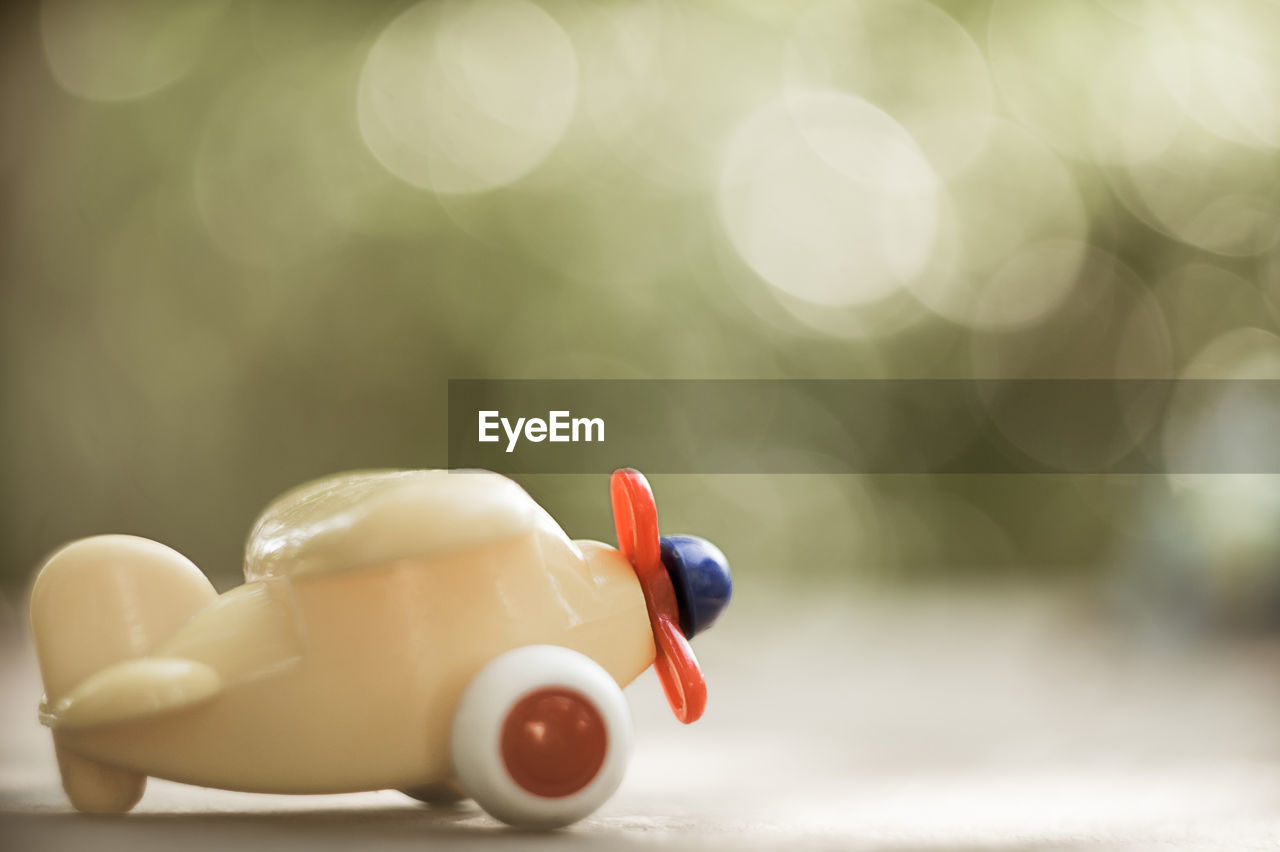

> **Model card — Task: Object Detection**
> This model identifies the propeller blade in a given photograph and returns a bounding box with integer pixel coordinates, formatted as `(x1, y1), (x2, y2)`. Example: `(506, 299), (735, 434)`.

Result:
(610, 468), (709, 724)
(610, 468), (661, 582)
(653, 615), (707, 724)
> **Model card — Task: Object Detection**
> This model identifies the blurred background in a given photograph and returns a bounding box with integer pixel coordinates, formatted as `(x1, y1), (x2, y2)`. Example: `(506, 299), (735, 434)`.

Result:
(4, 0), (1280, 634)
(8, 1), (1280, 846)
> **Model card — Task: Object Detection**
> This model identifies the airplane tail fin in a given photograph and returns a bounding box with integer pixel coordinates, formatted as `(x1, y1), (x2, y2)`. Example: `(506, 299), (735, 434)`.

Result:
(29, 534), (217, 812)
(30, 535), (217, 703)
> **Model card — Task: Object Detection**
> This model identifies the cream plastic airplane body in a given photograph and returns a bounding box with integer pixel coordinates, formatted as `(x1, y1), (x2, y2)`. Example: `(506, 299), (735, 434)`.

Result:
(30, 469), (731, 828)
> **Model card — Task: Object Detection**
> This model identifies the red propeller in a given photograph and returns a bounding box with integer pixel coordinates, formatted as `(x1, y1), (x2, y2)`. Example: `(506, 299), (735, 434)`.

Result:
(610, 468), (707, 724)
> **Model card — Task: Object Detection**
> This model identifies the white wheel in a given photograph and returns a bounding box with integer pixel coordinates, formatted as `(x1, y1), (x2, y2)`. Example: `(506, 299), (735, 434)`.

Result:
(451, 645), (632, 829)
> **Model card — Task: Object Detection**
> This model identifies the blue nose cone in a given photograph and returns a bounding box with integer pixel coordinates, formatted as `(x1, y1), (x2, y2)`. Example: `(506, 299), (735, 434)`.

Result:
(659, 535), (732, 639)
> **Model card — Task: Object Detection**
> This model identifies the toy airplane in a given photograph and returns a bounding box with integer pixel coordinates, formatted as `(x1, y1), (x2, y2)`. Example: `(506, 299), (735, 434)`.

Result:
(29, 468), (731, 828)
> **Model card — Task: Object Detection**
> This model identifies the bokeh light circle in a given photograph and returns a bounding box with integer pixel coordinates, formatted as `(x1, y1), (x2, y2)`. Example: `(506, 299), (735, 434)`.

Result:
(1146, 1), (1280, 151)
(1087, 44), (1185, 166)
(1154, 264), (1279, 372)
(1106, 126), (1280, 257)
(785, 0), (993, 177)
(718, 91), (940, 309)
(971, 247), (1172, 471)
(991, 0), (1280, 257)
(40, 0), (227, 102)
(1106, 1), (1280, 256)
(357, 0), (579, 194)
(971, 246), (1172, 380)
(567, 0), (783, 190)
(988, 0), (1137, 160)
(908, 120), (1088, 331)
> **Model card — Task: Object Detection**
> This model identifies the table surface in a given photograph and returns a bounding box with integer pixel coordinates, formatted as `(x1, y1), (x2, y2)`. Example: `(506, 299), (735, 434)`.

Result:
(3, 584), (1280, 851)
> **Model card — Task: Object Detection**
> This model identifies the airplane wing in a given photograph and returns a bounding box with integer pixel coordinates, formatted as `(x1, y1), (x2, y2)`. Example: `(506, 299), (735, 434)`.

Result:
(42, 657), (222, 731)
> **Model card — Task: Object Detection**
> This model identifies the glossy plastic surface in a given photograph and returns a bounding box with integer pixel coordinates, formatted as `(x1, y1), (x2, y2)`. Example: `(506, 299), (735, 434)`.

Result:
(29, 471), (652, 818)
(659, 535), (733, 638)
(244, 470), (537, 581)
(610, 469), (708, 724)
(28, 467), (727, 828)
(501, 688), (607, 798)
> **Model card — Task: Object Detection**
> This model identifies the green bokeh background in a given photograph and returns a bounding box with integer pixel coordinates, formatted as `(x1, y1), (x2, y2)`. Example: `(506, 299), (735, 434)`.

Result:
(3, 0), (1280, 631)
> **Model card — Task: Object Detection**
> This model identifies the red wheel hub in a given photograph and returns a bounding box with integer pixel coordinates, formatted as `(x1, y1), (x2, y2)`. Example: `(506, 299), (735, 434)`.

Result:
(500, 688), (608, 799)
